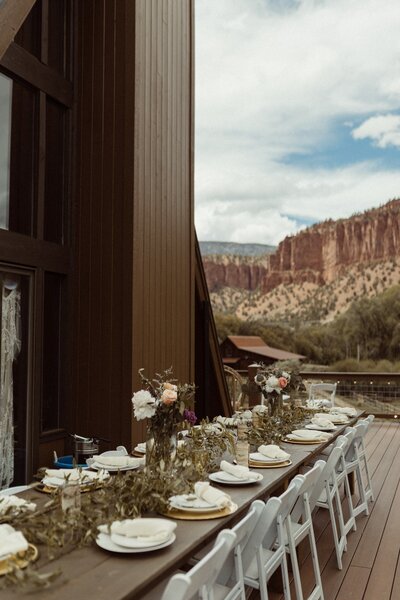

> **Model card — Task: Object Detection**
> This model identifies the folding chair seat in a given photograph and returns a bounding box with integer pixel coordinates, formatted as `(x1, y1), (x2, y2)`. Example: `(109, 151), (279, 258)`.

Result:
(309, 438), (352, 570)
(285, 461), (325, 600)
(242, 481), (303, 600)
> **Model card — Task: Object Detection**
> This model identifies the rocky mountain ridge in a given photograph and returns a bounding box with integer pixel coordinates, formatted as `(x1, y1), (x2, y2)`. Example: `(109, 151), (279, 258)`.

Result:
(203, 199), (400, 322)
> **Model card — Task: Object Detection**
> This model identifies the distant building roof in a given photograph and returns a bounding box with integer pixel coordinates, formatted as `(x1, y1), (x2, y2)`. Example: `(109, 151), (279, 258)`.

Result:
(226, 335), (305, 362)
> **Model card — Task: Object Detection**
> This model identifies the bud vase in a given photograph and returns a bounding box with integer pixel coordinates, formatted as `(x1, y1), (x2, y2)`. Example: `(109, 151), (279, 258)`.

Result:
(145, 423), (177, 473)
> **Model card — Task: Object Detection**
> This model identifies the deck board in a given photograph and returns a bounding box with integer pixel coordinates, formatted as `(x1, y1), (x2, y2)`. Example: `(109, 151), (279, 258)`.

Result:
(266, 421), (400, 600)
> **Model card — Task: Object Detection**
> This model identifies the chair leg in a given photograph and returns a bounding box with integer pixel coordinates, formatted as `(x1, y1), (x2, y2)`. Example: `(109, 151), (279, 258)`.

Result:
(308, 528), (325, 600)
(354, 465), (369, 517)
(287, 537), (304, 600)
(281, 551), (292, 600)
(361, 454), (374, 502)
(342, 472), (357, 533)
(328, 491), (343, 570)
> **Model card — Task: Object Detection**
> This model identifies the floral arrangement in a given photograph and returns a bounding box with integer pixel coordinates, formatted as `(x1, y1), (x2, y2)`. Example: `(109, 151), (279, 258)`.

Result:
(253, 361), (305, 414)
(132, 367), (196, 429)
(132, 368), (196, 472)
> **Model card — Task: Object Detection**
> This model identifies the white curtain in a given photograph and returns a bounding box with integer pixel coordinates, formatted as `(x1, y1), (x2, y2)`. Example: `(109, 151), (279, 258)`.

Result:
(0, 282), (21, 490)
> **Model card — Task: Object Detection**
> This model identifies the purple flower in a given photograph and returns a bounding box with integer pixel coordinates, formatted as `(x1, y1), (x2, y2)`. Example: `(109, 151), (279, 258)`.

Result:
(183, 409), (197, 425)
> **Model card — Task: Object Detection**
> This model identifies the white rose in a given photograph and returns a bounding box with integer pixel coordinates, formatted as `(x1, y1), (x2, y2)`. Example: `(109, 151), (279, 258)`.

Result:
(265, 375), (280, 393)
(132, 390), (156, 420)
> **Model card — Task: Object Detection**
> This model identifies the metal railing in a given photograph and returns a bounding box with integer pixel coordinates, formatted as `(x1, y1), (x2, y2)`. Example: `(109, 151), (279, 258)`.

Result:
(231, 368), (400, 417)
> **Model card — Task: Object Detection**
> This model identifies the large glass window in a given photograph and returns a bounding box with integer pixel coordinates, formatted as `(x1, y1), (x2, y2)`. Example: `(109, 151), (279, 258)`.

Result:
(0, 75), (12, 229)
(0, 73), (37, 236)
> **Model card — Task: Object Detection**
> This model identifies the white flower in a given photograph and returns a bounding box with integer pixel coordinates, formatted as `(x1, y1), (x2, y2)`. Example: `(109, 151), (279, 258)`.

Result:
(132, 389), (156, 420)
(265, 375), (281, 394)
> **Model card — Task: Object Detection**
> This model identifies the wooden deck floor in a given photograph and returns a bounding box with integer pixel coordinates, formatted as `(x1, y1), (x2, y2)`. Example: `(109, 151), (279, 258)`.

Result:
(266, 420), (400, 600)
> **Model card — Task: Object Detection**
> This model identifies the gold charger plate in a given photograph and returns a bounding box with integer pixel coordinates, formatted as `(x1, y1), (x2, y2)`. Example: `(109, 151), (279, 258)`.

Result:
(249, 459), (292, 469)
(164, 502), (238, 521)
(284, 438), (328, 445)
(37, 482), (104, 494)
(0, 544), (39, 576)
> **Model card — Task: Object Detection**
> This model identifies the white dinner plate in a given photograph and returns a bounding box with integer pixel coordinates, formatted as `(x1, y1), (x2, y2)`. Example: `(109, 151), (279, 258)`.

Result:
(209, 471), (263, 485)
(306, 423), (337, 432)
(110, 531), (173, 549)
(249, 452), (289, 464)
(96, 532), (176, 553)
(169, 494), (222, 513)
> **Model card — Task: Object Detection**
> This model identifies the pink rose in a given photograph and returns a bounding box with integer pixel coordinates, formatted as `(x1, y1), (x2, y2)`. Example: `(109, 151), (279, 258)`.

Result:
(161, 389), (177, 405)
(278, 377), (288, 389)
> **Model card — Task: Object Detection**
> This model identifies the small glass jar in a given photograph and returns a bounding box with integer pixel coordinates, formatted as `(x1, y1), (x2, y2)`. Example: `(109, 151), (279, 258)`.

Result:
(61, 481), (81, 514)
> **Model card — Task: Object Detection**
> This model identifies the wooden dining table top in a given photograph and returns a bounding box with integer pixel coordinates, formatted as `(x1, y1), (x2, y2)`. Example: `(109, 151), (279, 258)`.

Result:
(2, 412), (363, 600)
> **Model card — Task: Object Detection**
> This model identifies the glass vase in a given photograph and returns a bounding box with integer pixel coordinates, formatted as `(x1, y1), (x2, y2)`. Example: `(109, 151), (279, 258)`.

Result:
(145, 423), (177, 474)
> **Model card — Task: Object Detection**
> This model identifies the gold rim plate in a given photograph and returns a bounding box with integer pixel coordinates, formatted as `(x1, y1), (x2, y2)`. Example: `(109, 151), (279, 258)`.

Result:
(249, 459), (292, 469)
(284, 438), (327, 445)
(164, 502), (238, 520)
(0, 544), (39, 576)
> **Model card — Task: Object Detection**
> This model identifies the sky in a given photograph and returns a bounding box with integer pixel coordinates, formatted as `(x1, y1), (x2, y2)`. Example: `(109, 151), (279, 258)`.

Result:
(195, 0), (400, 245)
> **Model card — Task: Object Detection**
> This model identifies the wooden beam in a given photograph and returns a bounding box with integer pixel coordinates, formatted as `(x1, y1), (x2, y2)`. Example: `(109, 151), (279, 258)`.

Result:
(1, 43), (73, 107)
(0, 0), (38, 61)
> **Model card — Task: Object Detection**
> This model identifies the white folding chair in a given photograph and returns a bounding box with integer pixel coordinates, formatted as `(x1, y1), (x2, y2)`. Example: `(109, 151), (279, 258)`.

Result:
(243, 476), (304, 600)
(215, 499), (265, 600)
(355, 416), (375, 503)
(286, 461), (325, 600)
(344, 421), (374, 515)
(308, 383), (337, 407)
(309, 438), (351, 570)
(160, 530), (237, 600)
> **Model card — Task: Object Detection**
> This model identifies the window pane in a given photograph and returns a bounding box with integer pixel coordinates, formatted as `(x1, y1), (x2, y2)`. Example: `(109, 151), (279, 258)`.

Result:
(41, 272), (63, 432)
(14, 0), (42, 59)
(0, 72), (38, 236)
(48, 0), (69, 77)
(44, 98), (66, 243)
(0, 74), (12, 229)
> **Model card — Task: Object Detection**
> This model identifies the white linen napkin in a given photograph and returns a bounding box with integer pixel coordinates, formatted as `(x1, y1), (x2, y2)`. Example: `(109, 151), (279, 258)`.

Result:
(0, 524), (29, 560)
(258, 445), (291, 460)
(289, 429), (331, 441)
(98, 518), (176, 544)
(316, 412), (348, 423)
(194, 482), (231, 508)
(0, 495), (36, 515)
(330, 407), (357, 417)
(311, 416), (335, 428)
(43, 468), (109, 487)
(220, 460), (260, 481)
(91, 455), (140, 468)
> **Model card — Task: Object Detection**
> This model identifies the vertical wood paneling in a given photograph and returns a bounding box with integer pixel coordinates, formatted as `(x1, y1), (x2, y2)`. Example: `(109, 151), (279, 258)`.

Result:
(71, 0), (134, 448)
(71, 0), (194, 448)
(132, 0), (194, 442)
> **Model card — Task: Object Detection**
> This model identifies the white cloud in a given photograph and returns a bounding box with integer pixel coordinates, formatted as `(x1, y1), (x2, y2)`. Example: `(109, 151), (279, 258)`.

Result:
(352, 114), (400, 148)
(195, 0), (400, 244)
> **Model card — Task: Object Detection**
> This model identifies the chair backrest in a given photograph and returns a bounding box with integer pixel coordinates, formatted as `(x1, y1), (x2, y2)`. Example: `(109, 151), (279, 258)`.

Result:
(291, 461), (325, 523)
(218, 500), (264, 587)
(309, 439), (348, 511)
(162, 530), (236, 600)
(240, 475), (304, 575)
(309, 382), (337, 404)
(345, 421), (368, 461)
(224, 366), (244, 411)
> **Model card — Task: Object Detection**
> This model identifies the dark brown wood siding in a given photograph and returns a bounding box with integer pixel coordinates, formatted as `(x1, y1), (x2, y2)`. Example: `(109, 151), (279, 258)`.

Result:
(69, 0), (134, 449)
(70, 0), (195, 449)
(132, 0), (195, 441)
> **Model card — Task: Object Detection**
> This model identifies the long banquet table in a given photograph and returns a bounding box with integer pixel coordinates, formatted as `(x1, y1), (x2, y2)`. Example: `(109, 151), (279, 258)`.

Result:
(2, 413), (363, 600)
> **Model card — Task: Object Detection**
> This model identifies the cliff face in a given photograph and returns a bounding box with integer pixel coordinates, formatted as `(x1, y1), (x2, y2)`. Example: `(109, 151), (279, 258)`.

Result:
(202, 200), (400, 293)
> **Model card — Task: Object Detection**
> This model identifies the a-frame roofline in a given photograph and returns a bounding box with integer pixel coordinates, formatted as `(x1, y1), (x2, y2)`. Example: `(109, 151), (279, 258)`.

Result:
(0, 0), (37, 60)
